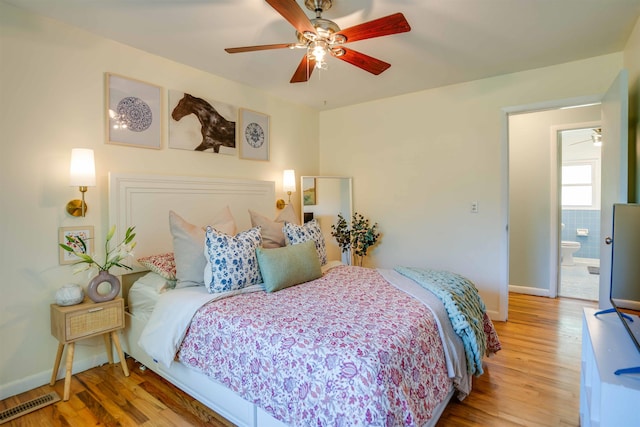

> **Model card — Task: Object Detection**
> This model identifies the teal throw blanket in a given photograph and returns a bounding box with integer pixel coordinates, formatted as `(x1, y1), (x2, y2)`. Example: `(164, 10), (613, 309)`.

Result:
(395, 266), (488, 376)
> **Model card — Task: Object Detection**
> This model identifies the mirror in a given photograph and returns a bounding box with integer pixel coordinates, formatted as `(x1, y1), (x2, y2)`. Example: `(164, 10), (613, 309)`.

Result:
(300, 176), (353, 264)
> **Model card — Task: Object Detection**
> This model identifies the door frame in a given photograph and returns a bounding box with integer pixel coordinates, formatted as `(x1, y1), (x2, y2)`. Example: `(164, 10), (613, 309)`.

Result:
(501, 94), (602, 319)
(549, 120), (602, 299)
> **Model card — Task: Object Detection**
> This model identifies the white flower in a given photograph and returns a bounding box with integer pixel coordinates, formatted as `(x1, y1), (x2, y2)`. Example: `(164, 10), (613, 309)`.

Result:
(60, 226), (136, 273)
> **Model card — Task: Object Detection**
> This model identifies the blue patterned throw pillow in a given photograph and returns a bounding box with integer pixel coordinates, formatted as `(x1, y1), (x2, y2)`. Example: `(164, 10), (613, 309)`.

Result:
(204, 226), (263, 293)
(283, 219), (327, 265)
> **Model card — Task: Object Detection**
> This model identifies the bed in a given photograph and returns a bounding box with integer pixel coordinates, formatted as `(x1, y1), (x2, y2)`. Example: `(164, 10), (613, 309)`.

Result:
(110, 173), (500, 427)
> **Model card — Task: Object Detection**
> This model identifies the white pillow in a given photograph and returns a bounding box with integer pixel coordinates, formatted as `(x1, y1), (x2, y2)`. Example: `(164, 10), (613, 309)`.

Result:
(169, 207), (236, 288)
(283, 219), (327, 265)
(248, 204), (300, 248)
(134, 271), (175, 294)
(204, 226), (263, 293)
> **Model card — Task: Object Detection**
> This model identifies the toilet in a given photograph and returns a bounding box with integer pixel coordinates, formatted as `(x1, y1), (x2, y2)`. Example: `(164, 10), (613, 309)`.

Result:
(561, 241), (581, 266)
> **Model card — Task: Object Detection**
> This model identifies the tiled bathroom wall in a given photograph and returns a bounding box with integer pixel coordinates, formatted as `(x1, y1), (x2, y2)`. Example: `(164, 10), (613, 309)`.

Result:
(561, 209), (600, 259)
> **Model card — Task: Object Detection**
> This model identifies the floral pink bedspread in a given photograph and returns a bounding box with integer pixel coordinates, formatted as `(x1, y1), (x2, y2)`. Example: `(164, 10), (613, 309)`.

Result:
(177, 266), (453, 426)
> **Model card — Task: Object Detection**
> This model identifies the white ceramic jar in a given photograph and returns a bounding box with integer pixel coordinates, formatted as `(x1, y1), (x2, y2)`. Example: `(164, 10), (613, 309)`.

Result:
(55, 284), (84, 306)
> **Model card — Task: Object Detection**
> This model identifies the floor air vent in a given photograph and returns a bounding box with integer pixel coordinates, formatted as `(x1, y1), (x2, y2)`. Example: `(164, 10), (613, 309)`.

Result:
(0, 392), (60, 424)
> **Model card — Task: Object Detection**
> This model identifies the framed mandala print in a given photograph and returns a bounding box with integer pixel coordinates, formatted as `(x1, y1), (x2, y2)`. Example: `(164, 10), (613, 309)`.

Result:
(239, 108), (270, 161)
(106, 73), (162, 149)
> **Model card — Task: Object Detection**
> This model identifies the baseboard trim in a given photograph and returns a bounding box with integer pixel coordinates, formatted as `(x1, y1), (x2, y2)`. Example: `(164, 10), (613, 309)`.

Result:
(508, 285), (551, 297)
(0, 354), (109, 401)
(486, 309), (501, 321)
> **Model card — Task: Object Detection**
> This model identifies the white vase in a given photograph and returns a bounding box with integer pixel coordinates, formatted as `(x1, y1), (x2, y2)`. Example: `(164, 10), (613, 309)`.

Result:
(55, 284), (84, 306)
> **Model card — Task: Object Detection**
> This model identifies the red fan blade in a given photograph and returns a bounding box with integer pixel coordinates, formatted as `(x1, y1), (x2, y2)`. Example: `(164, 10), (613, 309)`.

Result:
(266, 0), (316, 35)
(290, 55), (316, 83)
(335, 48), (391, 75)
(225, 43), (294, 53)
(336, 13), (411, 43)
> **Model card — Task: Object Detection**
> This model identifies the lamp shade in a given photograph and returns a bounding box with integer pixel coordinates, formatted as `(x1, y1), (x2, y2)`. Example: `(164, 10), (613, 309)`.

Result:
(69, 148), (96, 187)
(283, 169), (296, 193)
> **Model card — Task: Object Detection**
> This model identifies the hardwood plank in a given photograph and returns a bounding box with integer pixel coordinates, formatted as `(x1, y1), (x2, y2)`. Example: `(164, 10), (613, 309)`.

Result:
(438, 294), (596, 427)
(2, 293), (596, 426)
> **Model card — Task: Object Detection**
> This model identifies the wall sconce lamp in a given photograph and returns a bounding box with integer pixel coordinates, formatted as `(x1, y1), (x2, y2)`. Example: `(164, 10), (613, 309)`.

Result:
(276, 169), (296, 209)
(66, 148), (96, 217)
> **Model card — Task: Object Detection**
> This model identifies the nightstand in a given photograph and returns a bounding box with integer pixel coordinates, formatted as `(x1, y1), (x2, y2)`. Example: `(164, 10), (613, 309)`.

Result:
(50, 297), (129, 400)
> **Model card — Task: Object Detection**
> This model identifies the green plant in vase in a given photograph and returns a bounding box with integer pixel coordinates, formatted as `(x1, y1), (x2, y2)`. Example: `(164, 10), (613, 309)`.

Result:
(59, 225), (136, 302)
(331, 212), (380, 267)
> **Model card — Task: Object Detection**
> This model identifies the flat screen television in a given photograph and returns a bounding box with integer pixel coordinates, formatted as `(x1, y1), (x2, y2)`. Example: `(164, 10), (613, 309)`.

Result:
(608, 203), (640, 371)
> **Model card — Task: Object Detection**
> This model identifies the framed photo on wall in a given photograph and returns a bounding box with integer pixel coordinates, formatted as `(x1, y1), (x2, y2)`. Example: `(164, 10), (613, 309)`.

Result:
(239, 108), (270, 161)
(59, 226), (94, 265)
(168, 90), (237, 155)
(106, 73), (162, 149)
(303, 177), (316, 206)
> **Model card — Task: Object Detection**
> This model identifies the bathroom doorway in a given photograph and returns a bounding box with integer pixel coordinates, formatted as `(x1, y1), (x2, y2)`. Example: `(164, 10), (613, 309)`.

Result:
(558, 126), (601, 300)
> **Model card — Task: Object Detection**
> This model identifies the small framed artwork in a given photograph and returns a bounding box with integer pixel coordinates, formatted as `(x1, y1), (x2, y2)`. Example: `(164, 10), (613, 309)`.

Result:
(239, 108), (270, 161)
(59, 226), (94, 265)
(106, 73), (162, 149)
(303, 177), (316, 206)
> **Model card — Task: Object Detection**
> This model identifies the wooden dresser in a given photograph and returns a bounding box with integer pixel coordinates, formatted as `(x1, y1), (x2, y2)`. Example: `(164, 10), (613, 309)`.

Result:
(580, 307), (640, 426)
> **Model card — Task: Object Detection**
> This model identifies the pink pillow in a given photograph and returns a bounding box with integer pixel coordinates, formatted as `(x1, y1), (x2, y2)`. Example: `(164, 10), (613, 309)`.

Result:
(249, 204), (300, 248)
(169, 207), (237, 288)
(137, 252), (176, 280)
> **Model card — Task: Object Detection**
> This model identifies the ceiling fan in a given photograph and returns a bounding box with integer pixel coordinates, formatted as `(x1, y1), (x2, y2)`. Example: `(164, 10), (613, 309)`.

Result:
(225, 0), (411, 83)
(569, 128), (602, 147)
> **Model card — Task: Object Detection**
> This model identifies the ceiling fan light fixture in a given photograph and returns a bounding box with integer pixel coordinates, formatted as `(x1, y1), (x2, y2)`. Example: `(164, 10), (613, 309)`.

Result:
(312, 18), (340, 37)
(331, 34), (347, 44)
(592, 134), (602, 147)
(302, 30), (316, 41)
(309, 40), (329, 69)
(591, 128), (602, 147)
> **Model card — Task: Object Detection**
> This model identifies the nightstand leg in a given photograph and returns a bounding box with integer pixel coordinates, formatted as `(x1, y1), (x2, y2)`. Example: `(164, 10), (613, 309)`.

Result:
(104, 334), (114, 364)
(111, 331), (129, 377)
(63, 342), (75, 401)
(50, 343), (64, 386)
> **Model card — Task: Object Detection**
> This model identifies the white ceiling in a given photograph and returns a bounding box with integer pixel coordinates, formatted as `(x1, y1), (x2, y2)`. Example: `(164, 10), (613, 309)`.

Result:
(5, 0), (640, 110)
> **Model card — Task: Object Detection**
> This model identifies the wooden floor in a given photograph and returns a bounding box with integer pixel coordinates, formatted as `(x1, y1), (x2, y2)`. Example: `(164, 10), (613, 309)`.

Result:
(439, 293), (596, 427)
(1, 293), (596, 426)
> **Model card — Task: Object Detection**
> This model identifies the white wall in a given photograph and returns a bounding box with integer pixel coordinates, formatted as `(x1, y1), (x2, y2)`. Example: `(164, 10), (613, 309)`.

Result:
(318, 53), (624, 319)
(508, 106), (601, 294)
(624, 15), (640, 201)
(0, 3), (319, 398)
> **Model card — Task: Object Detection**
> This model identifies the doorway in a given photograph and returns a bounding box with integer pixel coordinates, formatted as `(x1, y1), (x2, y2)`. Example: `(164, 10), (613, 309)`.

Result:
(504, 70), (628, 316)
(557, 126), (601, 301)
(508, 105), (601, 299)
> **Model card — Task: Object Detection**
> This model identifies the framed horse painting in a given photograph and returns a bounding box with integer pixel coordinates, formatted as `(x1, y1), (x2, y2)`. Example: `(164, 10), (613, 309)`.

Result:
(239, 108), (270, 161)
(105, 73), (162, 149)
(168, 90), (238, 155)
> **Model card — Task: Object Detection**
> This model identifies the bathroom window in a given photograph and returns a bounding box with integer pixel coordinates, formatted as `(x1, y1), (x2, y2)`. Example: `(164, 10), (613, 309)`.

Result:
(562, 161), (596, 208)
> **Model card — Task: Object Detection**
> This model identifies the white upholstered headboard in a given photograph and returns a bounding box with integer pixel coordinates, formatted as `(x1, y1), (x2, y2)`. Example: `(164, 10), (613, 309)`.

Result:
(108, 173), (276, 259)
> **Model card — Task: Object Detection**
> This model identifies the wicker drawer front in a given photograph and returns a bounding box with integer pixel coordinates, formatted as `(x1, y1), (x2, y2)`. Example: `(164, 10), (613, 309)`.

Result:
(66, 303), (123, 341)
(51, 298), (125, 343)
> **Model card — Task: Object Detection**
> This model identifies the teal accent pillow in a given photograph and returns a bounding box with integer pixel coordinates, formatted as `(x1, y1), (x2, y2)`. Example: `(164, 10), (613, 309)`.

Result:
(256, 240), (322, 293)
(283, 219), (327, 265)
